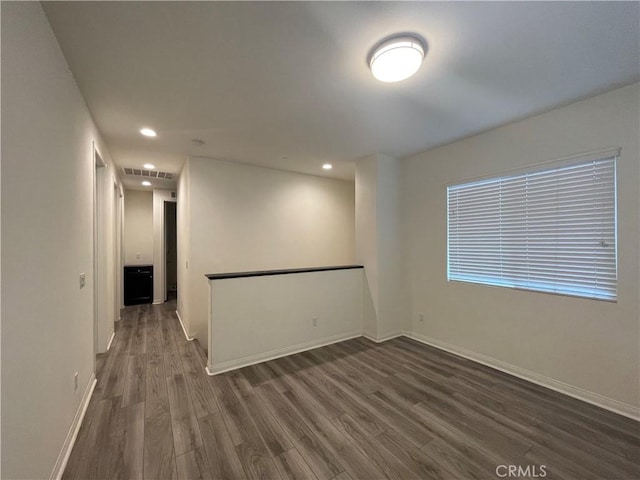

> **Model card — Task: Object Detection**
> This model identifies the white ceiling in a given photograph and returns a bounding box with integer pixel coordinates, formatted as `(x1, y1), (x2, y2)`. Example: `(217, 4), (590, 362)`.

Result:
(43, 1), (639, 186)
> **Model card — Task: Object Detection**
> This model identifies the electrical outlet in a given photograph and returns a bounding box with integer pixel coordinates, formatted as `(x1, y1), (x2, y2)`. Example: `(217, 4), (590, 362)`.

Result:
(418, 312), (424, 322)
(136, 253), (141, 260)
(79, 273), (86, 289)
(312, 317), (318, 327)
(74, 372), (79, 392)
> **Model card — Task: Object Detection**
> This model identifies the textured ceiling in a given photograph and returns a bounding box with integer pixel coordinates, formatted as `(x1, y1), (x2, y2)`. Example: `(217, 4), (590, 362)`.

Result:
(43, 1), (640, 186)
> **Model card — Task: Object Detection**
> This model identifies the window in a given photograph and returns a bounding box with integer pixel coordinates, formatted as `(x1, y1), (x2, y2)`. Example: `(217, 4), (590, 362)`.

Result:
(447, 151), (617, 301)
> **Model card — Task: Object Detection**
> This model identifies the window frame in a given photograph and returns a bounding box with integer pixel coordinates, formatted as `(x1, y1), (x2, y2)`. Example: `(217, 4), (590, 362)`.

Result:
(446, 147), (619, 302)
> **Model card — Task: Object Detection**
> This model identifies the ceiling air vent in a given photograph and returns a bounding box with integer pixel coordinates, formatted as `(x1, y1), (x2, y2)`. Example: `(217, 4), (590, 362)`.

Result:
(123, 167), (174, 180)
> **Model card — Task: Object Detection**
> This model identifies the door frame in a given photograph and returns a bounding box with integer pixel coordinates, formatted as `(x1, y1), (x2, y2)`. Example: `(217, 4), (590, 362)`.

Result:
(92, 143), (106, 371)
(164, 200), (178, 301)
(114, 181), (124, 320)
(152, 189), (176, 304)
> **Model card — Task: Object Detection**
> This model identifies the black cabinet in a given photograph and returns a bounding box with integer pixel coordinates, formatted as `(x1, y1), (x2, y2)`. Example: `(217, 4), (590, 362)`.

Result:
(124, 265), (153, 306)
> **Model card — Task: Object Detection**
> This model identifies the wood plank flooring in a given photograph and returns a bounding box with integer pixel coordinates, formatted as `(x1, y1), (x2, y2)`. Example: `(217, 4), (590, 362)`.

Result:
(63, 301), (640, 479)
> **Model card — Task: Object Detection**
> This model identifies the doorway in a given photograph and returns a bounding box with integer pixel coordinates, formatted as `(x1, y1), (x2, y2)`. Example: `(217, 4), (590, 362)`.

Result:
(114, 182), (123, 320)
(164, 201), (177, 302)
(93, 145), (107, 369)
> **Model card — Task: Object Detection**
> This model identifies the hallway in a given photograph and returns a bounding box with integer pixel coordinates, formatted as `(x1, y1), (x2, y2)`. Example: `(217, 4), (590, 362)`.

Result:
(62, 301), (216, 479)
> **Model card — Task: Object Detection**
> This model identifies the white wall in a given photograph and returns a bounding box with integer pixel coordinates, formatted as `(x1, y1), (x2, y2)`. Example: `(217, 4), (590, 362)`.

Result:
(355, 154), (409, 341)
(376, 155), (410, 338)
(124, 189), (153, 265)
(1, 2), (122, 478)
(180, 157), (356, 345)
(355, 156), (379, 338)
(177, 161), (191, 332)
(403, 83), (640, 415)
(208, 268), (363, 373)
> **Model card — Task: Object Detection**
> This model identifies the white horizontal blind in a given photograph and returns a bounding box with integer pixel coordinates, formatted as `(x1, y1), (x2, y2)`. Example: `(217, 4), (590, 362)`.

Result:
(447, 156), (617, 300)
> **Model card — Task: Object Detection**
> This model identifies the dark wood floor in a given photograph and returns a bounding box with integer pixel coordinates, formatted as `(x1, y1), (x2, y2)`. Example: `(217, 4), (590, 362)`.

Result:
(63, 301), (639, 480)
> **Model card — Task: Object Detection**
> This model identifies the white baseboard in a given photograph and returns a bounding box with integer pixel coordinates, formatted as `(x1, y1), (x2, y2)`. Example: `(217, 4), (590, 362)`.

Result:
(175, 310), (194, 341)
(206, 330), (362, 376)
(49, 374), (97, 480)
(152, 300), (163, 305)
(363, 330), (404, 343)
(362, 330), (377, 341)
(106, 331), (115, 351)
(406, 332), (640, 421)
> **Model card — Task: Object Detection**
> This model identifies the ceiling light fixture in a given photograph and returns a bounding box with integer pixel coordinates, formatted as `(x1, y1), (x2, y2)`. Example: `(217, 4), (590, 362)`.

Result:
(141, 181), (151, 186)
(143, 163), (155, 169)
(369, 35), (426, 83)
(322, 164), (333, 170)
(140, 128), (157, 137)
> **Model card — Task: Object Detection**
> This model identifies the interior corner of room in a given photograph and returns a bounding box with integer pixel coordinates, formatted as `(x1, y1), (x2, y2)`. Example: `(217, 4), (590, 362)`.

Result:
(1, 2), (639, 479)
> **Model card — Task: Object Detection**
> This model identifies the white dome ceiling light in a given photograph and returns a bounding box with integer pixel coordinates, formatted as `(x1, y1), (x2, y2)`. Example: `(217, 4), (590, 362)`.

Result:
(140, 127), (157, 137)
(369, 35), (426, 83)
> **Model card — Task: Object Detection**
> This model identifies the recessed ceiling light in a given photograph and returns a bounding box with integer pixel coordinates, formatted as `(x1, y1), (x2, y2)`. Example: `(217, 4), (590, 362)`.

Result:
(143, 163), (155, 169)
(369, 35), (426, 83)
(141, 181), (151, 186)
(322, 164), (333, 170)
(140, 128), (157, 137)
